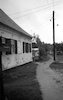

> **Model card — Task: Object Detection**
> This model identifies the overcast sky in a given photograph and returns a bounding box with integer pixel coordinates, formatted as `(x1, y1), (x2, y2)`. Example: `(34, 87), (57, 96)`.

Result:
(0, 0), (63, 43)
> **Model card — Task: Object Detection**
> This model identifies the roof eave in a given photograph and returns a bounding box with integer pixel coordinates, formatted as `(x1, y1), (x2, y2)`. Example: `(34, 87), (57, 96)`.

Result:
(0, 22), (32, 39)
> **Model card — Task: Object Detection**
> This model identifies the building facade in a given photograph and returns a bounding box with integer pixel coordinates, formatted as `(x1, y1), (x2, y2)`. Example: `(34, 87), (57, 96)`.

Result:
(32, 36), (39, 61)
(0, 9), (32, 70)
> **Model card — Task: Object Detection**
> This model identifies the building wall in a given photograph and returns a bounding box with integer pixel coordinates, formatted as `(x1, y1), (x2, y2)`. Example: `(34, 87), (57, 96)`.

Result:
(0, 24), (32, 70)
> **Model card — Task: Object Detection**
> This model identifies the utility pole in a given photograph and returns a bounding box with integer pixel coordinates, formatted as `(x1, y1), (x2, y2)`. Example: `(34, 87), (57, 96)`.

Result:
(53, 10), (55, 61)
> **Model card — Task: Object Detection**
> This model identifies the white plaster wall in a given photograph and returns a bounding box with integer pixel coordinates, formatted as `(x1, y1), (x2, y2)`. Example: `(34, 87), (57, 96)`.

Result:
(2, 53), (32, 70)
(0, 27), (32, 70)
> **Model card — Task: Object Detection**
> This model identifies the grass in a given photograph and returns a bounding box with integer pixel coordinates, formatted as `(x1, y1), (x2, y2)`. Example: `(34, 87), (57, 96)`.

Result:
(56, 54), (63, 62)
(50, 55), (63, 70)
(50, 61), (63, 70)
(3, 62), (43, 100)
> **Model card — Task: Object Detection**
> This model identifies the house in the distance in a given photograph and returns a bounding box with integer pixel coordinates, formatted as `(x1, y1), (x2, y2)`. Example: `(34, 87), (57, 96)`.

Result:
(0, 9), (32, 70)
(32, 36), (39, 61)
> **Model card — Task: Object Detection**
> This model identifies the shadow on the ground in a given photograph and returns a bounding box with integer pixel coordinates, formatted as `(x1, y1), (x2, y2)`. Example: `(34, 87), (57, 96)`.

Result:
(3, 62), (43, 100)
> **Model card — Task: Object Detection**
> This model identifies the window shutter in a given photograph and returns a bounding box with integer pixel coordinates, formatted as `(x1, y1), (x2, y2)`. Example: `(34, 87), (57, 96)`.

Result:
(15, 40), (17, 54)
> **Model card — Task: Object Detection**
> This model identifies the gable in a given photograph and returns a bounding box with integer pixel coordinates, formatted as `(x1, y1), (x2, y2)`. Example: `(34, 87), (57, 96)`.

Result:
(0, 9), (32, 38)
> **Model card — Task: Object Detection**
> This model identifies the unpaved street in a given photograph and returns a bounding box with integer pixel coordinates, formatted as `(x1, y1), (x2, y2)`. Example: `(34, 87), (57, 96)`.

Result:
(36, 57), (63, 100)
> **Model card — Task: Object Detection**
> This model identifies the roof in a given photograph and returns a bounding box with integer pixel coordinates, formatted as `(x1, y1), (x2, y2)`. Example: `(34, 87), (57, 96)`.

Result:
(0, 9), (32, 38)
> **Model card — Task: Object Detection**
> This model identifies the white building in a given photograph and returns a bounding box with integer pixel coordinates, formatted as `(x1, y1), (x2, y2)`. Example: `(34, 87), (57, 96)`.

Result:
(32, 36), (39, 61)
(0, 9), (32, 70)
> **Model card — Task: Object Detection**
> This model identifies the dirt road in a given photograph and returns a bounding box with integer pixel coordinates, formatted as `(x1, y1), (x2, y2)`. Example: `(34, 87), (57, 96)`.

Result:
(36, 57), (63, 100)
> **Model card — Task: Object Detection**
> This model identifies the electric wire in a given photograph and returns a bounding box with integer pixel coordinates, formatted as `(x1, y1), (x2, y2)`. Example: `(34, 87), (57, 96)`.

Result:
(10, 0), (60, 19)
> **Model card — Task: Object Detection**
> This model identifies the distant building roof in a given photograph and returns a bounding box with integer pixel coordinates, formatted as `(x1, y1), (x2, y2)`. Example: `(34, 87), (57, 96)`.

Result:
(0, 9), (32, 38)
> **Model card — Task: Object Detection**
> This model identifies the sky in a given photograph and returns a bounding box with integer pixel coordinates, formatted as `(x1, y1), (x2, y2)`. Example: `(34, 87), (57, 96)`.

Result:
(0, 0), (63, 43)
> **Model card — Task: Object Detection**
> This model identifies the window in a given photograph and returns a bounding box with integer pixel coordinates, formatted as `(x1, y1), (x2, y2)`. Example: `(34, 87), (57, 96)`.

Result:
(28, 44), (30, 52)
(23, 42), (31, 53)
(15, 40), (17, 54)
(2, 37), (6, 55)
(0, 37), (17, 55)
(26, 43), (28, 53)
(23, 42), (24, 53)
(11, 40), (15, 54)
(28, 43), (31, 53)
(0, 37), (7, 55)
(23, 42), (26, 53)
(0, 37), (2, 55)
(29, 44), (31, 52)
(11, 40), (17, 54)
(6, 38), (11, 55)
(6, 39), (17, 55)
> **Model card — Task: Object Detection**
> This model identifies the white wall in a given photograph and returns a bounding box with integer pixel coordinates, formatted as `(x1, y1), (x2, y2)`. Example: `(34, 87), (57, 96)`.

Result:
(0, 26), (32, 70)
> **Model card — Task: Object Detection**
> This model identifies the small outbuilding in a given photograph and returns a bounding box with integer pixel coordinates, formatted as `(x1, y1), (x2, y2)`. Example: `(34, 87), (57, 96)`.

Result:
(0, 9), (32, 70)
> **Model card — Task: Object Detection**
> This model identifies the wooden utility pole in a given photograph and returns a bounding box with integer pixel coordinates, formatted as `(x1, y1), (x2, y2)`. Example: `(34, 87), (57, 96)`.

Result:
(53, 10), (55, 61)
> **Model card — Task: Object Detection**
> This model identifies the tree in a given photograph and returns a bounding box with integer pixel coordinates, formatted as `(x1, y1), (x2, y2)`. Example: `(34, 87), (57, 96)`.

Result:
(36, 36), (48, 59)
(55, 42), (63, 55)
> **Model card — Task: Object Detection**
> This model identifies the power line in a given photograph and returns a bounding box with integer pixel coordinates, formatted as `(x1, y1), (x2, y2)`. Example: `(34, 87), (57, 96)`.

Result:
(10, 1), (53, 16)
(13, 7), (55, 19)
(13, 6), (50, 19)
(10, 0), (59, 19)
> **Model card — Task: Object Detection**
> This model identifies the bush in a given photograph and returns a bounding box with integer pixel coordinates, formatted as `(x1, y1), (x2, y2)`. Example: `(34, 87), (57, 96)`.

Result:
(39, 48), (47, 59)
